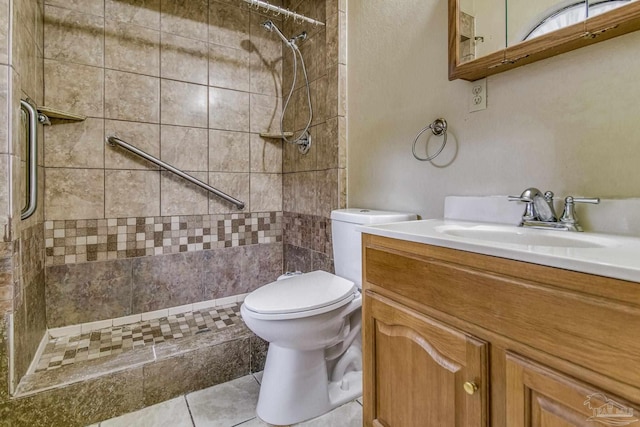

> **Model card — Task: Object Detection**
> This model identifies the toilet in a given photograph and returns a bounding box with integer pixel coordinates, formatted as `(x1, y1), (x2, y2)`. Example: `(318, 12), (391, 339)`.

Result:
(241, 208), (417, 425)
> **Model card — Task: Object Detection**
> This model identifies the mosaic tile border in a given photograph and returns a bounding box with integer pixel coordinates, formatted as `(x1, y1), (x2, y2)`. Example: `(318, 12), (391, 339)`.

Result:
(36, 303), (243, 372)
(45, 212), (282, 266)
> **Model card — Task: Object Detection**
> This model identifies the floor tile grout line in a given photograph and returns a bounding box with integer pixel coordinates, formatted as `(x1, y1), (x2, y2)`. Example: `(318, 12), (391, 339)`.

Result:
(183, 394), (197, 427)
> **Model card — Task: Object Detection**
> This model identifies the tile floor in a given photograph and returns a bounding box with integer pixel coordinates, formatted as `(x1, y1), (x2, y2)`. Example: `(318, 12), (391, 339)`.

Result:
(88, 372), (363, 427)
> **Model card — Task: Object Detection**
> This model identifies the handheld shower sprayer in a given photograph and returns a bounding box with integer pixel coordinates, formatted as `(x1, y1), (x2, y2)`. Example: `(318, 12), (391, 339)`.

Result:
(260, 20), (313, 154)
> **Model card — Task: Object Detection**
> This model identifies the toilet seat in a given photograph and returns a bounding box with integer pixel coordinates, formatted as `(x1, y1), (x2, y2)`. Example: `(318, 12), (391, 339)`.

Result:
(242, 271), (357, 320)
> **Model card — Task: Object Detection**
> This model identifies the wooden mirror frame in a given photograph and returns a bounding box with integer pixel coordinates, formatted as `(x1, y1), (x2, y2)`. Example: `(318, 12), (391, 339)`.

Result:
(449, 1), (640, 81)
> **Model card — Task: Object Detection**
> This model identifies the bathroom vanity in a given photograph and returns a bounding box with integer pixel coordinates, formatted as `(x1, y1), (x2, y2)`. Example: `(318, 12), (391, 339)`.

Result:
(360, 222), (640, 427)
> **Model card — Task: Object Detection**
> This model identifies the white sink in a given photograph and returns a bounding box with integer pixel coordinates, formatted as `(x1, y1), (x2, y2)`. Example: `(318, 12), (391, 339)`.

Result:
(358, 219), (640, 282)
(434, 224), (618, 249)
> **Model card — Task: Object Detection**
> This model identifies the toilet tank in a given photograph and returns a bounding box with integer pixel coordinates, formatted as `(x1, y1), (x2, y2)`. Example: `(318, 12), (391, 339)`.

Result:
(330, 209), (417, 287)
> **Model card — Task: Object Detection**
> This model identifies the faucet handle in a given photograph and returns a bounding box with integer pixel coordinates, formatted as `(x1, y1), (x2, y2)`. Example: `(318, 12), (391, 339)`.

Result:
(559, 196), (600, 231)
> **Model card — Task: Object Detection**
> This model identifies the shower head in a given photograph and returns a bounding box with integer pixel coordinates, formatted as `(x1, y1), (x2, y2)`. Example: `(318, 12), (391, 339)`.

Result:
(261, 20), (291, 45)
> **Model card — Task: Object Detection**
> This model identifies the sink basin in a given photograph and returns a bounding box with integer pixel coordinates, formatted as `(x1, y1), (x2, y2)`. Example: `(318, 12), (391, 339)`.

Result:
(435, 224), (615, 248)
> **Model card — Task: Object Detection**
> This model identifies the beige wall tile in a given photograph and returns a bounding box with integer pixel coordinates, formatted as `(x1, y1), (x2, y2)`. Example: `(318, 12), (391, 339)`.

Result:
(105, 170), (160, 217)
(293, 171), (316, 216)
(250, 93), (281, 134)
(317, 118), (341, 170)
(105, 70), (159, 123)
(44, 59), (104, 117)
(45, 168), (104, 220)
(105, 120), (160, 170)
(250, 173), (282, 212)
(282, 173), (295, 212)
(44, 118), (104, 168)
(160, 171), (209, 216)
(14, 21), (37, 98)
(160, 80), (208, 128)
(161, 0), (208, 41)
(209, 43), (249, 92)
(209, 87), (249, 132)
(250, 134), (281, 173)
(105, 0), (161, 29)
(209, 2), (249, 50)
(209, 130), (249, 172)
(0, 0), (9, 65)
(0, 154), (10, 226)
(44, 5), (104, 67)
(208, 172), (249, 214)
(338, 167), (346, 210)
(0, 66), (7, 154)
(161, 33), (208, 85)
(248, 12), (282, 96)
(44, 0), (104, 17)
(160, 125), (208, 171)
(105, 20), (160, 76)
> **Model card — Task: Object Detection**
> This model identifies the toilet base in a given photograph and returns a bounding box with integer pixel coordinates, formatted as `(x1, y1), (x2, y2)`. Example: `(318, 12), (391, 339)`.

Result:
(256, 344), (362, 426)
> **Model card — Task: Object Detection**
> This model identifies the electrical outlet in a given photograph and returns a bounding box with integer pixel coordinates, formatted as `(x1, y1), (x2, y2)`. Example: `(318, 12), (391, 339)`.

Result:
(469, 78), (487, 112)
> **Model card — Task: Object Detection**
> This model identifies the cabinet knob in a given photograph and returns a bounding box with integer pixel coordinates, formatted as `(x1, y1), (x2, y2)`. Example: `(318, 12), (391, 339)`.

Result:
(463, 381), (478, 395)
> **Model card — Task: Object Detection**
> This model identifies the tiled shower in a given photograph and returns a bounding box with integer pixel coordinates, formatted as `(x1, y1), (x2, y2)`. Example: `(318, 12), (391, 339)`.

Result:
(0, 0), (346, 425)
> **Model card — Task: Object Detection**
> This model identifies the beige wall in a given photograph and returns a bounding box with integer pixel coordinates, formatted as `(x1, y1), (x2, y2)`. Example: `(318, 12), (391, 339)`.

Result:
(347, 0), (640, 220)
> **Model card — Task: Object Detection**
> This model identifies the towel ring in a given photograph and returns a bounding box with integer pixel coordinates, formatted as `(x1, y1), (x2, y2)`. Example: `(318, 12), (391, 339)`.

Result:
(412, 118), (448, 162)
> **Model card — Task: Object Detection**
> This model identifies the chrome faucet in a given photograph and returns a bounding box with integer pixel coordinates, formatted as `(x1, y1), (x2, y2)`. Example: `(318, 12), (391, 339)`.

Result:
(508, 188), (599, 231)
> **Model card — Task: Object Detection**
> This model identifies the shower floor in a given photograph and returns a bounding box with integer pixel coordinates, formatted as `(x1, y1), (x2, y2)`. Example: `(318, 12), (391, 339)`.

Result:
(35, 304), (243, 372)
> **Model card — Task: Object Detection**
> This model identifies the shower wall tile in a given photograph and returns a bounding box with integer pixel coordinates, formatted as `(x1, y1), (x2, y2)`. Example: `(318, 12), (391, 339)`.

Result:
(160, 171), (209, 216)
(44, 0), (105, 17)
(160, 33), (208, 85)
(44, 118), (104, 168)
(283, 243), (311, 273)
(131, 251), (204, 313)
(248, 16), (282, 97)
(338, 167), (347, 210)
(208, 1), (250, 50)
(105, 20), (160, 76)
(208, 43), (250, 92)
(44, 168), (104, 220)
(44, 60), (104, 117)
(160, 80), (208, 128)
(249, 93), (281, 134)
(316, 168), (338, 218)
(160, 125), (208, 171)
(250, 173), (282, 213)
(105, 120), (160, 170)
(105, 70), (160, 123)
(202, 242), (282, 300)
(43, 5), (104, 67)
(45, 259), (133, 327)
(105, 0), (161, 29)
(209, 87), (249, 132)
(209, 130), (250, 172)
(208, 172), (250, 214)
(250, 134), (282, 173)
(105, 170), (160, 218)
(160, 0), (209, 42)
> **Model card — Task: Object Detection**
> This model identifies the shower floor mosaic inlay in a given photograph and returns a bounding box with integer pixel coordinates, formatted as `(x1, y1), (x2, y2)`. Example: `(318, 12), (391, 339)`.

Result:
(35, 304), (243, 372)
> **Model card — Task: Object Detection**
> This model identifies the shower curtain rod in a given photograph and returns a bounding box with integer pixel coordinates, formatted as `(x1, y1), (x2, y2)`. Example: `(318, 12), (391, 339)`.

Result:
(242, 0), (325, 26)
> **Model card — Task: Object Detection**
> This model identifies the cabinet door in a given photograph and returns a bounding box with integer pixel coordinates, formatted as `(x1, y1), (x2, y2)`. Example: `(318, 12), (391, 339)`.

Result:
(363, 292), (488, 427)
(506, 353), (639, 427)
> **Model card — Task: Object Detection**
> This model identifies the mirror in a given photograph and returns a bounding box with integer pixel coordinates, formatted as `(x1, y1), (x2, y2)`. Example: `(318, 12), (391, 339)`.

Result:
(449, 0), (640, 80)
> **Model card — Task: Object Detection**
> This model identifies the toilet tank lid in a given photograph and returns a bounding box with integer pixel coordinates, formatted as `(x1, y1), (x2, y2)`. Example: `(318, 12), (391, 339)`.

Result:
(243, 271), (356, 315)
(331, 209), (417, 224)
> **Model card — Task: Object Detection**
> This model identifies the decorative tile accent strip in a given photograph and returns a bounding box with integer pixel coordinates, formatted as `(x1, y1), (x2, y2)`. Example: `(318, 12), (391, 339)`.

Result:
(35, 303), (243, 372)
(45, 212), (282, 266)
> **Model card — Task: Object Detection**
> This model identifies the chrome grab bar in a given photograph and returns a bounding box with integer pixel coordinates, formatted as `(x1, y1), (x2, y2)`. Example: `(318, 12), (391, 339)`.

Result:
(106, 136), (245, 210)
(20, 99), (38, 220)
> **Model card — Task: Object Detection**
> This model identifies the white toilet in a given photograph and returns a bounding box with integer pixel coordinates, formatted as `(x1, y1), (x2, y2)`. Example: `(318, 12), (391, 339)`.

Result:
(241, 208), (417, 425)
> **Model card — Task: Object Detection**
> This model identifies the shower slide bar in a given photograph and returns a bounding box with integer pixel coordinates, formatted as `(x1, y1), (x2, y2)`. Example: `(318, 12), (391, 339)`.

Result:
(20, 99), (38, 220)
(106, 136), (245, 210)
(242, 0), (325, 26)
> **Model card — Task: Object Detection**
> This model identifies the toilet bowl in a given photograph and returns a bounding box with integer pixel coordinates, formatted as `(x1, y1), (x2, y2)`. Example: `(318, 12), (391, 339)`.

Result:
(240, 209), (417, 425)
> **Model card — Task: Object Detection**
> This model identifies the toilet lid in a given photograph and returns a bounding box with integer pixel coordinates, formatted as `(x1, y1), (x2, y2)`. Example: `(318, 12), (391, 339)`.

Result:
(243, 270), (356, 315)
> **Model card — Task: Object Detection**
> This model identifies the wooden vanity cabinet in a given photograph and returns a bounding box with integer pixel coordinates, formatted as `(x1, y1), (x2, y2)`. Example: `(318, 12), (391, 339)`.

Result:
(362, 234), (640, 427)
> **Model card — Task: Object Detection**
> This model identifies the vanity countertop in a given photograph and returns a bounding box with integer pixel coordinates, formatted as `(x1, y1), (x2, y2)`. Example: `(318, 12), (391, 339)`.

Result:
(359, 219), (640, 283)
